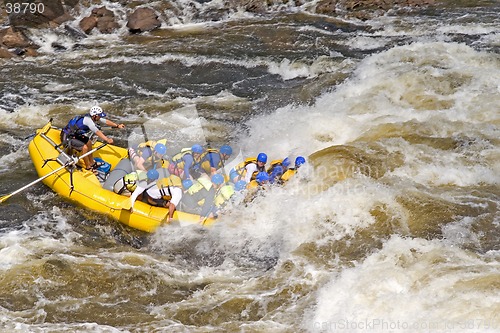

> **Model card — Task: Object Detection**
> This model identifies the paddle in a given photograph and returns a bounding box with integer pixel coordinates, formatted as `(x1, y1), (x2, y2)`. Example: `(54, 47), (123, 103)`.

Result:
(0, 142), (108, 204)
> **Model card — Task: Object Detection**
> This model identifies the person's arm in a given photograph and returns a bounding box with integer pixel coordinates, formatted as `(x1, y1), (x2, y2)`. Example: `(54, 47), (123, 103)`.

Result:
(95, 130), (113, 144)
(102, 118), (125, 129)
(84, 118), (113, 144)
(166, 202), (176, 223)
(134, 157), (147, 171)
(128, 147), (145, 171)
(183, 155), (194, 180)
(135, 147), (153, 171)
(165, 187), (182, 223)
(129, 182), (147, 213)
(210, 153), (221, 175)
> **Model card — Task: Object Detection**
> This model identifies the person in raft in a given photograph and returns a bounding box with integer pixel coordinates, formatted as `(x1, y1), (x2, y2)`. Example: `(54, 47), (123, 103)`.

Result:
(61, 105), (125, 170)
(128, 140), (168, 171)
(129, 170), (183, 224)
(168, 144), (206, 180)
(229, 152), (268, 184)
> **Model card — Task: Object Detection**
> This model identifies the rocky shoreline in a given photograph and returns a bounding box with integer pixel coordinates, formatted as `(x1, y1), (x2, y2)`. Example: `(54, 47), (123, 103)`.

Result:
(0, 0), (436, 59)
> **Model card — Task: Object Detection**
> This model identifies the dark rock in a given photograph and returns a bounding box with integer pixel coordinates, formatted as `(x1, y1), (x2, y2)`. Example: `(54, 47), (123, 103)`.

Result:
(64, 24), (88, 40)
(126, 7), (161, 33)
(13, 48), (27, 56)
(51, 42), (67, 51)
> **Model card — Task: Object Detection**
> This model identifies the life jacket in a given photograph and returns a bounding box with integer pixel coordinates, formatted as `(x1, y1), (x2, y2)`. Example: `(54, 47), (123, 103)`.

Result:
(232, 157), (263, 181)
(137, 140), (156, 149)
(200, 149), (223, 174)
(214, 184), (235, 208)
(186, 177), (213, 195)
(172, 148), (191, 164)
(171, 148), (204, 174)
(156, 139), (167, 146)
(122, 170), (148, 192)
(156, 175), (183, 201)
(246, 180), (259, 189)
(135, 139), (167, 150)
(171, 148), (191, 167)
(130, 139), (168, 170)
(62, 115), (89, 137)
(280, 168), (297, 182)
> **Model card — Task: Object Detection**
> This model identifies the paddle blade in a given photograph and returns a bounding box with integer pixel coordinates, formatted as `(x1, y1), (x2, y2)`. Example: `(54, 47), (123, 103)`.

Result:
(0, 194), (12, 204)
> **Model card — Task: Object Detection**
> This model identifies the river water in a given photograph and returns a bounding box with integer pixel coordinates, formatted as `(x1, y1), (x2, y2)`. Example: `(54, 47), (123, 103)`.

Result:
(0, 1), (499, 332)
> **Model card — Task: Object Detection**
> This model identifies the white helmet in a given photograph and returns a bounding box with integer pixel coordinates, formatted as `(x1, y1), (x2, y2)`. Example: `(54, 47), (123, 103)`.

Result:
(90, 106), (105, 117)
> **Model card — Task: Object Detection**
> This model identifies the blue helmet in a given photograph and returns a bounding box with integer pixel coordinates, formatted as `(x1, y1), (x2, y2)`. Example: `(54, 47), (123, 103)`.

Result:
(257, 153), (267, 163)
(282, 157), (291, 168)
(211, 174), (224, 185)
(191, 144), (203, 154)
(256, 171), (269, 183)
(182, 179), (193, 189)
(154, 143), (167, 155)
(220, 145), (232, 155)
(234, 180), (247, 191)
(295, 156), (306, 167)
(147, 169), (159, 180)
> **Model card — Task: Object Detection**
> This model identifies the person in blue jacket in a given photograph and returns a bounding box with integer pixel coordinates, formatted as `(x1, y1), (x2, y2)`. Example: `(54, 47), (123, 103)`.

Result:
(61, 105), (125, 170)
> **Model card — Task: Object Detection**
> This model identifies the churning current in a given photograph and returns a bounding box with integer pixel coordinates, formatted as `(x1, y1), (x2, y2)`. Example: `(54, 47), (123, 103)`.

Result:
(0, 1), (499, 332)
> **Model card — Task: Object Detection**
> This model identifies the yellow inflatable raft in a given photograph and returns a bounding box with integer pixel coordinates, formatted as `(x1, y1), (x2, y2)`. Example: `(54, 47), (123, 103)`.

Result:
(28, 121), (214, 233)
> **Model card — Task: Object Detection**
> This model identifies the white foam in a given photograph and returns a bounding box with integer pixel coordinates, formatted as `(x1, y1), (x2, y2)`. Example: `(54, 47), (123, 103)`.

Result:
(388, 139), (500, 186)
(0, 104), (51, 129)
(268, 56), (346, 80)
(0, 233), (33, 270)
(307, 236), (500, 332)
(24, 29), (75, 54)
(235, 42), (499, 170)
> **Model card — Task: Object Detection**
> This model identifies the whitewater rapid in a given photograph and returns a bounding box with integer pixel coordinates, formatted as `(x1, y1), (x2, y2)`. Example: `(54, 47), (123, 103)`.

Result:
(0, 1), (499, 332)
